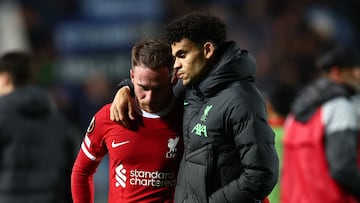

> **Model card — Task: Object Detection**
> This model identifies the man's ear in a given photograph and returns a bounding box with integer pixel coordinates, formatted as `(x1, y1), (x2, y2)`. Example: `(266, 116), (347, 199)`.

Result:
(0, 72), (14, 95)
(0, 72), (11, 85)
(130, 69), (134, 83)
(203, 42), (215, 59)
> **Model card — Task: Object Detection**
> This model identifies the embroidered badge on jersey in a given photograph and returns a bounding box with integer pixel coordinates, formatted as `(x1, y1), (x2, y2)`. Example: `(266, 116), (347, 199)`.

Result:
(191, 105), (213, 137)
(166, 137), (179, 158)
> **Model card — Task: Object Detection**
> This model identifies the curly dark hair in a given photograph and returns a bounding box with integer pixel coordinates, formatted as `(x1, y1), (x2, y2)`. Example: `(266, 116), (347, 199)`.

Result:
(131, 39), (173, 72)
(165, 12), (227, 47)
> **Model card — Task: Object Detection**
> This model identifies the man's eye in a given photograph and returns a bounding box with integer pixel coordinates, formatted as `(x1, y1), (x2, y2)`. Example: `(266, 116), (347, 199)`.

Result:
(139, 85), (149, 91)
(175, 52), (186, 59)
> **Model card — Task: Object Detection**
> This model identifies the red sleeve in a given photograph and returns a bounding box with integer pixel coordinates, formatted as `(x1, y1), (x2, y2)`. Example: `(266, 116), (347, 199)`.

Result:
(71, 149), (101, 203)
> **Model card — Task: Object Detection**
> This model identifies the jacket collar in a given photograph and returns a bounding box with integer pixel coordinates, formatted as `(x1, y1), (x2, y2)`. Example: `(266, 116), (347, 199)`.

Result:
(192, 41), (257, 98)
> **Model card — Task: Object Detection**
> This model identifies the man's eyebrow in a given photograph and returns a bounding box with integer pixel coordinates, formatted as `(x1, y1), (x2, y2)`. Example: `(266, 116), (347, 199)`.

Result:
(137, 83), (148, 88)
(137, 84), (150, 91)
(138, 83), (161, 90)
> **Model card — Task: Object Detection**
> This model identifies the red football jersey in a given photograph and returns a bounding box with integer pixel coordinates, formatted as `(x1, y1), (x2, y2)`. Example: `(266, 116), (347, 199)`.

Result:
(72, 101), (183, 203)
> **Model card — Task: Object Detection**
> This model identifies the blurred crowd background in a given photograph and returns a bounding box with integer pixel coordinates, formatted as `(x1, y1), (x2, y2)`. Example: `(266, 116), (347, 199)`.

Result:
(0, 0), (359, 202)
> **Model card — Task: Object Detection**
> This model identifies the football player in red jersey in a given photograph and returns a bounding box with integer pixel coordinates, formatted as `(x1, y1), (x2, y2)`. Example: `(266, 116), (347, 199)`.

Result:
(71, 39), (183, 203)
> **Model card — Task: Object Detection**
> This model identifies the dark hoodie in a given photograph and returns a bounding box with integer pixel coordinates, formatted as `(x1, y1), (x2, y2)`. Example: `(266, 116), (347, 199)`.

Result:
(291, 78), (350, 122)
(0, 86), (77, 203)
(174, 41), (278, 203)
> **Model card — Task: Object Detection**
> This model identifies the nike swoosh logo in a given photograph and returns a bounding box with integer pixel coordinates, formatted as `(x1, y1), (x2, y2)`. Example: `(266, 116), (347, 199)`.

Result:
(112, 140), (130, 148)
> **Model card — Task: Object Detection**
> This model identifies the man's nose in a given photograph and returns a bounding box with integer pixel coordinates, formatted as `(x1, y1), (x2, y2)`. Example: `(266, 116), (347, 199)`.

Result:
(145, 90), (155, 101)
(173, 58), (181, 69)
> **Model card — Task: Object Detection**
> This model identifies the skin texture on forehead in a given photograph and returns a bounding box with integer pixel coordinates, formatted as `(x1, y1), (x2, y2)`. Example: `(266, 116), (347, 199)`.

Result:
(132, 64), (170, 88)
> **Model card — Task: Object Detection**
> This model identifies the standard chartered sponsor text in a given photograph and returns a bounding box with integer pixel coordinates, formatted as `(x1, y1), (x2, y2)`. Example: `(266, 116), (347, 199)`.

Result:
(129, 169), (176, 187)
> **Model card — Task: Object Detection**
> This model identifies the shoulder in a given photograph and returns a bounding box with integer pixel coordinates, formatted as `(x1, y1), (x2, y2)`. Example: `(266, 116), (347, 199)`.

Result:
(94, 104), (112, 120)
(86, 104), (113, 131)
(222, 81), (264, 109)
(322, 97), (360, 133)
(214, 84), (267, 126)
(85, 104), (115, 141)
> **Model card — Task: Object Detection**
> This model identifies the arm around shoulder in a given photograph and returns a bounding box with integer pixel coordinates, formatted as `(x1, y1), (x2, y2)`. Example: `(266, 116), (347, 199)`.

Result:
(110, 79), (138, 128)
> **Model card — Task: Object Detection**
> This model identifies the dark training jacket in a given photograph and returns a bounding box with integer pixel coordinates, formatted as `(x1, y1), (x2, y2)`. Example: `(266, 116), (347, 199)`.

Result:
(0, 86), (77, 203)
(174, 41), (278, 203)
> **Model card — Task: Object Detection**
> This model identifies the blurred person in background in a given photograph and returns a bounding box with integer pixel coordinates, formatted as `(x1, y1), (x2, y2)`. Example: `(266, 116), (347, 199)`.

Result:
(111, 12), (278, 203)
(353, 93), (360, 116)
(0, 51), (77, 203)
(265, 82), (296, 203)
(71, 39), (183, 203)
(281, 45), (360, 203)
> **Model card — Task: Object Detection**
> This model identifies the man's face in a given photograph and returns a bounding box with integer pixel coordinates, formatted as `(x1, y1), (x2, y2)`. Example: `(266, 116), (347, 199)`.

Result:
(340, 66), (360, 91)
(171, 38), (209, 86)
(130, 64), (172, 113)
